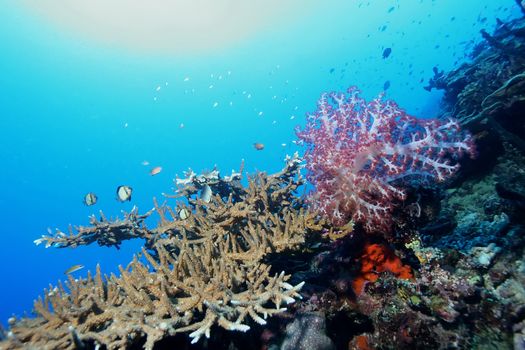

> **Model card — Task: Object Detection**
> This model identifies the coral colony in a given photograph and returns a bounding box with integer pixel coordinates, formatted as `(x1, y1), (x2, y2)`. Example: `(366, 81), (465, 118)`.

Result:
(296, 87), (475, 232)
(2, 154), (313, 349)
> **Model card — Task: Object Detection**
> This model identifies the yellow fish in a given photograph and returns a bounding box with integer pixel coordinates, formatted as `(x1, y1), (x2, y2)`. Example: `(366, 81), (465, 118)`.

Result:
(65, 264), (84, 274)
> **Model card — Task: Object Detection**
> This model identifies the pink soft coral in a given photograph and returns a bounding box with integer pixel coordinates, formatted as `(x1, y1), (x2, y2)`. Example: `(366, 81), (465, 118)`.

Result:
(296, 87), (475, 232)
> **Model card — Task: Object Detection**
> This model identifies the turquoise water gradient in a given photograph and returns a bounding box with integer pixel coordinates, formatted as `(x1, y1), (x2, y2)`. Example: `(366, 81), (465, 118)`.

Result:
(0, 1), (518, 324)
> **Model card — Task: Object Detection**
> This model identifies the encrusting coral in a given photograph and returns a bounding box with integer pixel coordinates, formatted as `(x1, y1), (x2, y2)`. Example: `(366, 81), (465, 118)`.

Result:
(1, 153), (319, 350)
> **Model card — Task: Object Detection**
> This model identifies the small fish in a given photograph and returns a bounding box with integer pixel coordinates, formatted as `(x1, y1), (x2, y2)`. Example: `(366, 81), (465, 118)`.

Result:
(200, 185), (212, 203)
(382, 47), (392, 59)
(150, 166), (162, 176)
(65, 264), (84, 275)
(383, 80), (391, 91)
(253, 143), (265, 150)
(116, 185), (133, 202)
(83, 192), (97, 206)
(178, 208), (190, 220)
(141, 160), (150, 166)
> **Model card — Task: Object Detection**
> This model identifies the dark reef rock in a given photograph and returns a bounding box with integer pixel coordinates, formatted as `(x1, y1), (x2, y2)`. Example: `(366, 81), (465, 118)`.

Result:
(279, 312), (335, 350)
(435, 16), (525, 155)
(401, 11), (525, 350)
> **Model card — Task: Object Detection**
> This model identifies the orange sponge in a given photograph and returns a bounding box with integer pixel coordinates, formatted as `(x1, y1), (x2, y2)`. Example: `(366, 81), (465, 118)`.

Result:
(352, 243), (413, 295)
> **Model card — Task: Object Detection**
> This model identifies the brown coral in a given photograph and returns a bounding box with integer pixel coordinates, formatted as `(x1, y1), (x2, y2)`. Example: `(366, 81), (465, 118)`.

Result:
(1, 153), (320, 350)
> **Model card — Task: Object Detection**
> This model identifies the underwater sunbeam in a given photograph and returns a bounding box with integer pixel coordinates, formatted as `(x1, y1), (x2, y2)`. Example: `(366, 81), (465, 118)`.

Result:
(20, 0), (313, 54)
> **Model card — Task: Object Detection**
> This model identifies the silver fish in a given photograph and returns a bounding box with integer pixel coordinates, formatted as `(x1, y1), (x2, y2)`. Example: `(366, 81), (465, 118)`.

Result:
(64, 264), (84, 274)
(200, 185), (212, 203)
(116, 185), (132, 202)
(178, 208), (190, 220)
(83, 192), (97, 206)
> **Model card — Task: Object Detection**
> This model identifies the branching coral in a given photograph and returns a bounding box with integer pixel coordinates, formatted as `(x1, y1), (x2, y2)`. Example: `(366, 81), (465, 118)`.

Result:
(34, 206), (156, 249)
(1, 153), (320, 350)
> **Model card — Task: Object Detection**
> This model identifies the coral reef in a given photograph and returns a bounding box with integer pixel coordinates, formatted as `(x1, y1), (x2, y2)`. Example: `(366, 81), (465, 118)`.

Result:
(1, 153), (319, 350)
(292, 13), (525, 350)
(3, 11), (525, 350)
(421, 11), (525, 253)
(430, 15), (525, 154)
(345, 13), (525, 349)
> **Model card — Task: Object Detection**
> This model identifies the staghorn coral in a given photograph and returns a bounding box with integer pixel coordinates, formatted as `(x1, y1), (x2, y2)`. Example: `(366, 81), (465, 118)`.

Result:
(34, 206), (156, 250)
(1, 153), (321, 350)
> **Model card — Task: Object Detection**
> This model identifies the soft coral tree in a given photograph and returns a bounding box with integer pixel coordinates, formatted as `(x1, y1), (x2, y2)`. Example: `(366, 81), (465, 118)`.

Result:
(296, 87), (475, 232)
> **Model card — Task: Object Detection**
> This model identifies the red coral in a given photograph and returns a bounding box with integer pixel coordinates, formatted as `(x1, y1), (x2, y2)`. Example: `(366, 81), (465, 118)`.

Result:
(296, 87), (475, 232)
(352, 243), (413, 295)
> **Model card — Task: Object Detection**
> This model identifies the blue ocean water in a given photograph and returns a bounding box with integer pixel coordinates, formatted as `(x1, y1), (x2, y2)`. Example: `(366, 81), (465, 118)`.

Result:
(0, 0), (519, 326)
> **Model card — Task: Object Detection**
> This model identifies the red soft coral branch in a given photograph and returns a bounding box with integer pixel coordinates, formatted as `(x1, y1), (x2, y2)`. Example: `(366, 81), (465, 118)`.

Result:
(296, 87), (475, 232)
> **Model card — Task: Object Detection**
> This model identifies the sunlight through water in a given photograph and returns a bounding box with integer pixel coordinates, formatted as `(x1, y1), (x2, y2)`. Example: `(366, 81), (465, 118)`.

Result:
(20, 0), (316, 54)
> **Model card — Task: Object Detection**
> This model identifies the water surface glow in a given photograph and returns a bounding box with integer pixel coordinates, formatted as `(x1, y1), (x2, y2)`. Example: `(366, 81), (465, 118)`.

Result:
(21, 0), (315, 54)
